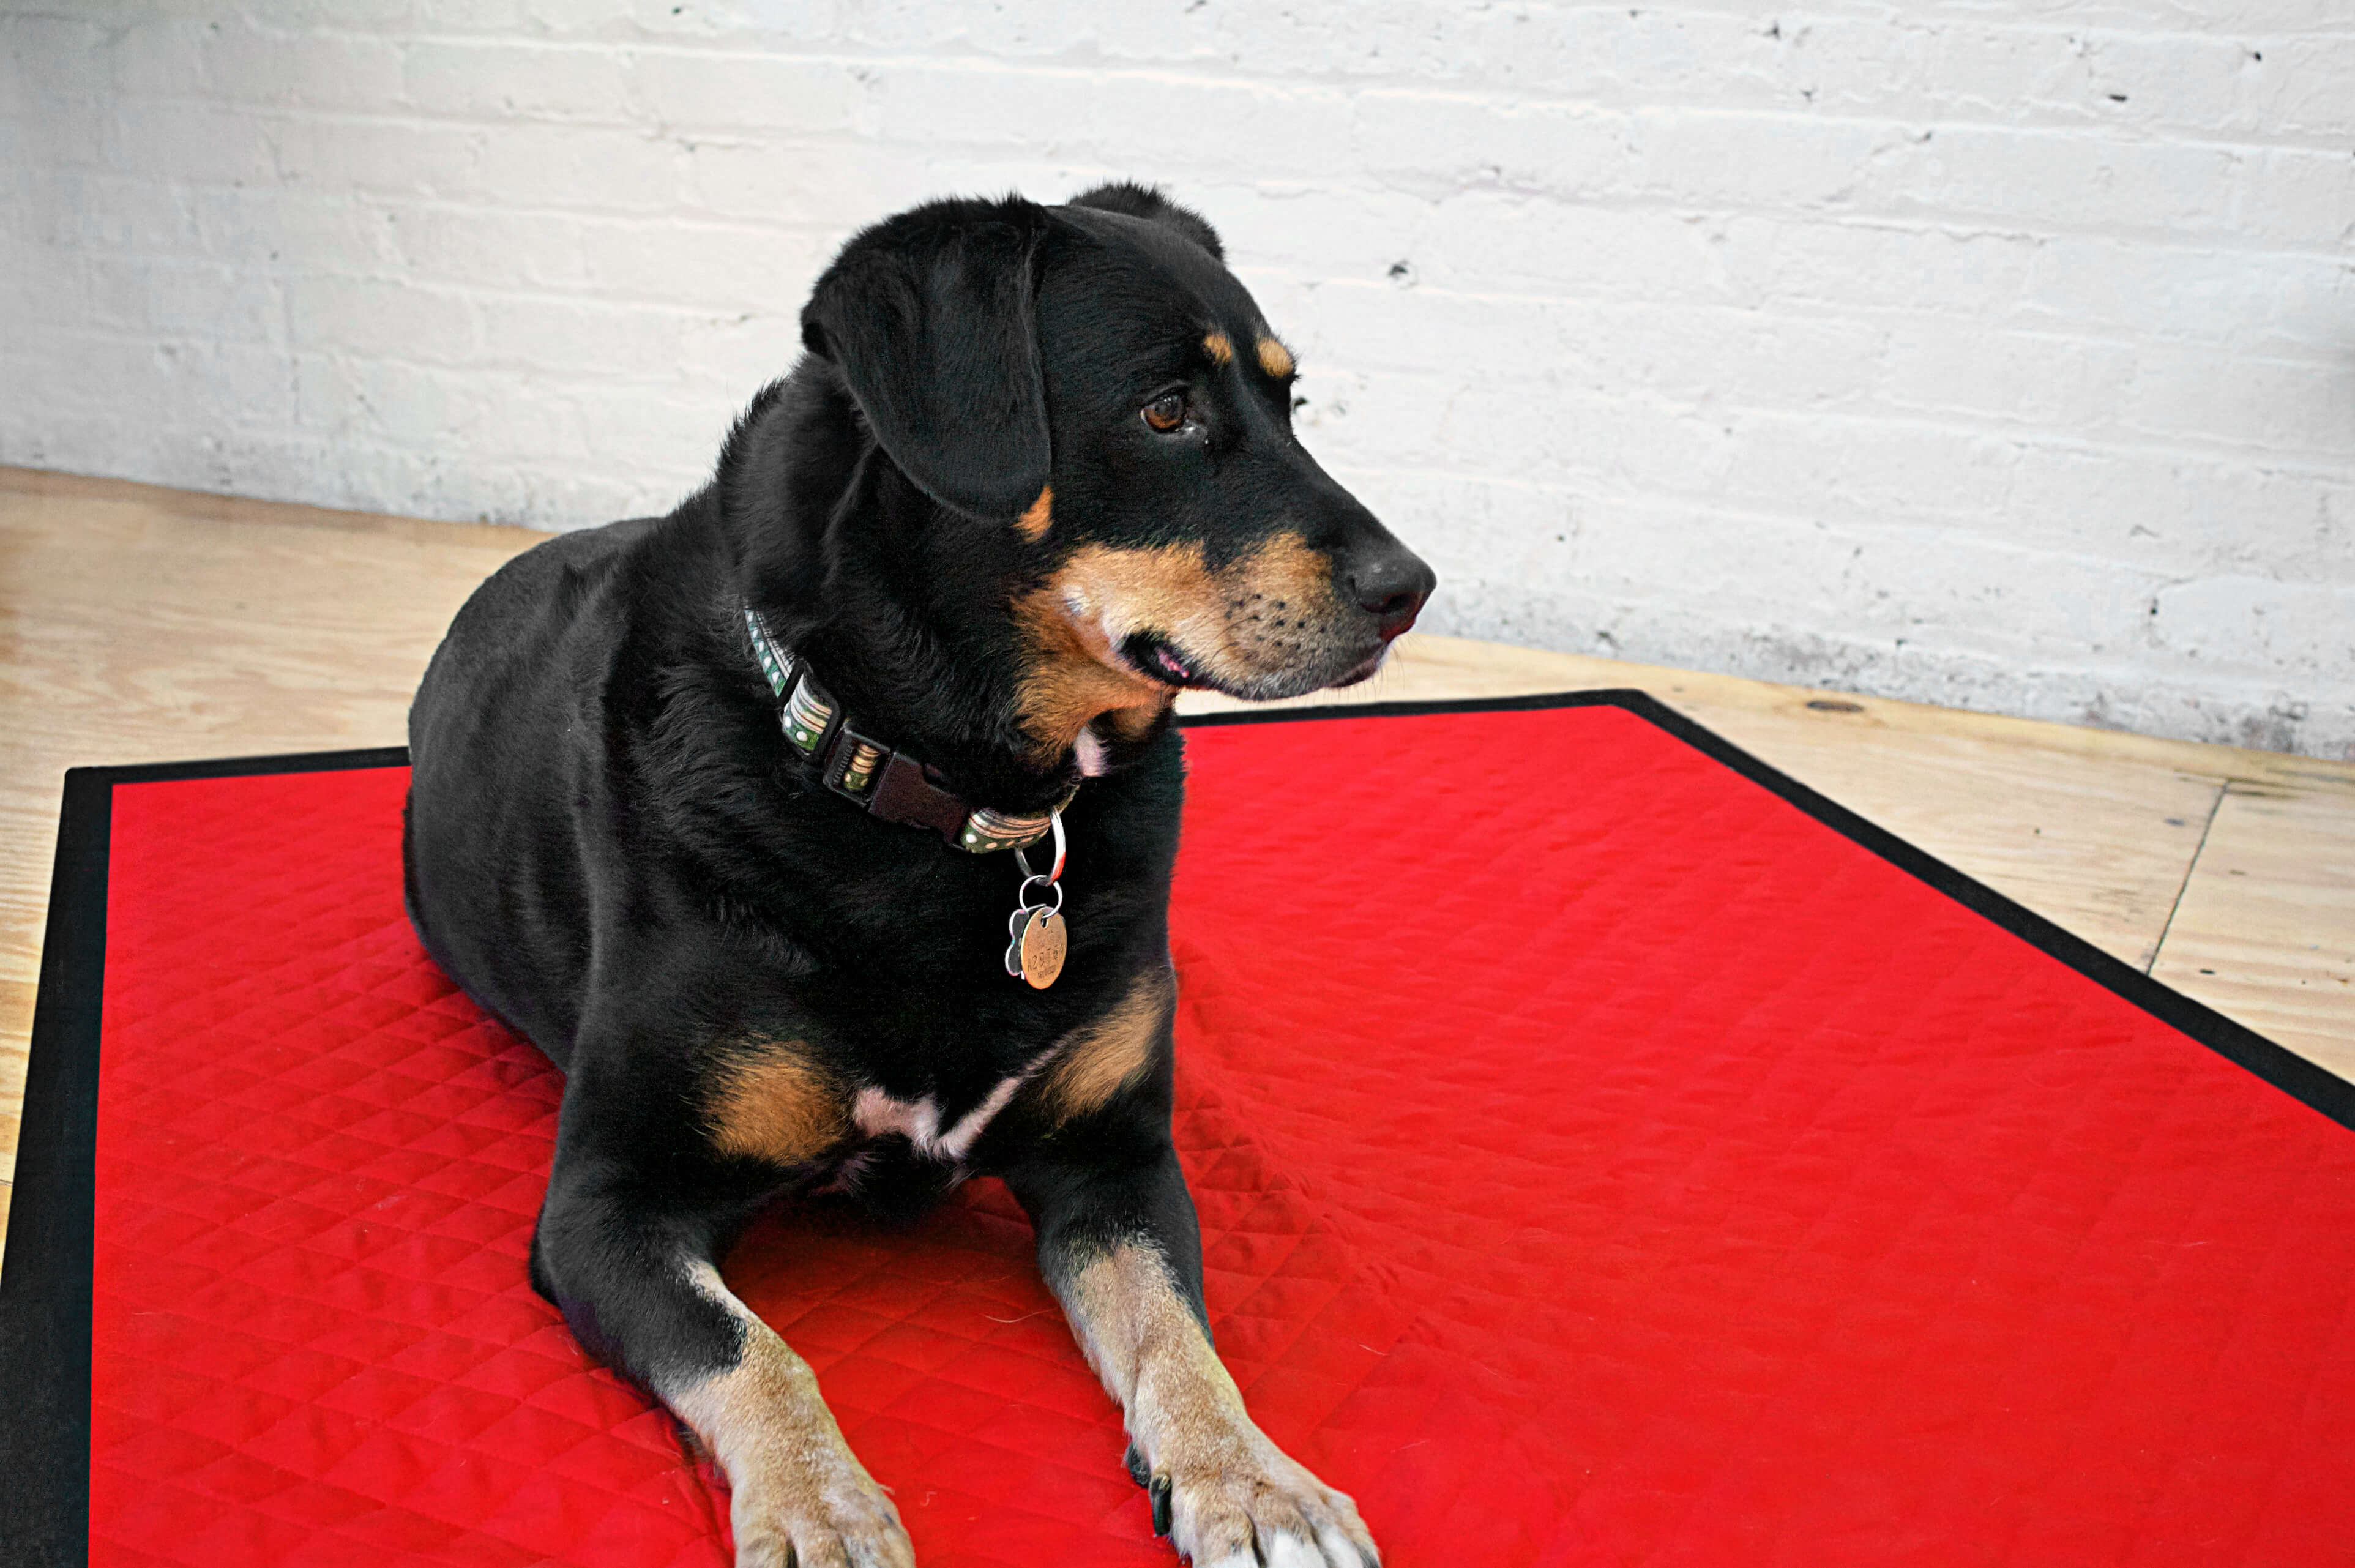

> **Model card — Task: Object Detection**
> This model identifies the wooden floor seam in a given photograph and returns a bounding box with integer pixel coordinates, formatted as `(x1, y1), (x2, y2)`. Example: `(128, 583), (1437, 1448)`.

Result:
(2147, 786), (2228, 978)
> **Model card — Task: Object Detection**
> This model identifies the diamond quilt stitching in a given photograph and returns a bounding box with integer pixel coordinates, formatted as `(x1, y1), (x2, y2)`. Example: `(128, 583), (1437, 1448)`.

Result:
(76, 714), (2355, 1568)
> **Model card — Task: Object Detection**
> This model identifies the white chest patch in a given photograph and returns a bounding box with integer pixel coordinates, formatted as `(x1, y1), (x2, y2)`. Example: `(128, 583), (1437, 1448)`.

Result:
(853, 1073), (1028, 1163)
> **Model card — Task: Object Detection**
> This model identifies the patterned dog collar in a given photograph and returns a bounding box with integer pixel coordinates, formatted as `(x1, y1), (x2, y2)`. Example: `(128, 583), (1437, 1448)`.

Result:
(744, 608), (1070, 853)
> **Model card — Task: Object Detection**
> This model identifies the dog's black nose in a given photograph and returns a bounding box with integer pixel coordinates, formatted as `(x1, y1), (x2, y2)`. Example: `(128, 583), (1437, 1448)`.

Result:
(1348, 550), (1437, 640)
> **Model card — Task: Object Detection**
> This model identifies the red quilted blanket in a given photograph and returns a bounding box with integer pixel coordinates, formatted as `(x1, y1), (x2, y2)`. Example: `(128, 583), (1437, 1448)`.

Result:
(49, 698), (2355, 1565)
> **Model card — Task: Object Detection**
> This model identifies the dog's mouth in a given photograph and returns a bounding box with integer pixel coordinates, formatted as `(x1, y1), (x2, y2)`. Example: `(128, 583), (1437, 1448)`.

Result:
(1118, 629), (1390, 700)
(1042, 538), (1398, 711)
(1119, 632), (1208, 690)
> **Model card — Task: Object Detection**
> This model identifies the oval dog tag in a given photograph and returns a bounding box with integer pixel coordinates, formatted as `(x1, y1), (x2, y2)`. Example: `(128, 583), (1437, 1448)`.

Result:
(1018, 907), (1067, 990)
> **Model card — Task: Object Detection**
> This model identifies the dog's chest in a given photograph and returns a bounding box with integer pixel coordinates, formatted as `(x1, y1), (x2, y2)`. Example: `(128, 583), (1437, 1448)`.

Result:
(849, 1075), (1027, 1164)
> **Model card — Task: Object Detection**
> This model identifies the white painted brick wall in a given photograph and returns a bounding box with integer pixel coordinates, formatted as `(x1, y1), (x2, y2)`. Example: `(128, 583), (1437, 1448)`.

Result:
(3, 1), (2350, 757)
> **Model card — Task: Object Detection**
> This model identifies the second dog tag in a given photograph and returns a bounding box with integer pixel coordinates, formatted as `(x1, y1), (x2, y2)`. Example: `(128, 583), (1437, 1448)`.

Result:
(1004, 906), (1031, 979)
(1017, 906), (1067, 990)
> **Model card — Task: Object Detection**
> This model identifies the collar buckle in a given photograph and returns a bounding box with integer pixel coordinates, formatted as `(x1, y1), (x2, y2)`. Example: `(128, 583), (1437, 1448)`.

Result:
(819, 723), (890, 802)
(747, 605), (1073, 855)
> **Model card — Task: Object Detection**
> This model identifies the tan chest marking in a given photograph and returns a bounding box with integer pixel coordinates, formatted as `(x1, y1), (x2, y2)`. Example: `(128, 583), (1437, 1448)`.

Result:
(703, 970), (1170, 1167)
(706, 1045), (849, 1167)
(1033, 963), (1174, 1123)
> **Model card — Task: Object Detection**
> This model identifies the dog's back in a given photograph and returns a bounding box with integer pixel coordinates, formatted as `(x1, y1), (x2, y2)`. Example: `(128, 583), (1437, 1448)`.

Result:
(406, 508), (697, 1064)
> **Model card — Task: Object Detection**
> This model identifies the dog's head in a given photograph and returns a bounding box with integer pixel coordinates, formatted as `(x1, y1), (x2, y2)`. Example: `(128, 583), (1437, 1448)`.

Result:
(799, 184), (1435, 763)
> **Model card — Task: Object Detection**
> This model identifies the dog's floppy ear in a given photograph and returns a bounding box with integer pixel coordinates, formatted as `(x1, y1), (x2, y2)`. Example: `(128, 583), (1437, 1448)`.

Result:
(1066, 181), (1223, 261)
(799, 196), (1050, 520)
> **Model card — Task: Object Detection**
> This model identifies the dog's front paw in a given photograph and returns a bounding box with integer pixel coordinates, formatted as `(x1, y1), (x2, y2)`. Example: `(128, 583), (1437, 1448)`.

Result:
(1140, 1424), (1378, 1568)
(728, 1447), (914, 1568)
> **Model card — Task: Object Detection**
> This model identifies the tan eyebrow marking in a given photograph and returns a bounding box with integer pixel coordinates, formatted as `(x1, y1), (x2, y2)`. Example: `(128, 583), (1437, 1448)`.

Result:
(1202, 331), (1234, 366)
(1255, 337), (1294, 378)
(1017, 485), (1053, 541)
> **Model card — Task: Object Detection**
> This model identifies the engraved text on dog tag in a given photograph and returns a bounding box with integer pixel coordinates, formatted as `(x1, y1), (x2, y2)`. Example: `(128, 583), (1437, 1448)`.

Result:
(1018, 907), (1067, 990)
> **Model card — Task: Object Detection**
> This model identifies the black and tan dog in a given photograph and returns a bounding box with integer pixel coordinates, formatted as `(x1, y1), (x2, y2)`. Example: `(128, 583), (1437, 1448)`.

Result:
(405, 184), (1433, 1568)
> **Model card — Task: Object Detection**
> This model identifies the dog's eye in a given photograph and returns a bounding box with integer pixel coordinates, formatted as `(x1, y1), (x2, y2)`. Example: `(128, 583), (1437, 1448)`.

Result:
(1141, 392), (1187, 433)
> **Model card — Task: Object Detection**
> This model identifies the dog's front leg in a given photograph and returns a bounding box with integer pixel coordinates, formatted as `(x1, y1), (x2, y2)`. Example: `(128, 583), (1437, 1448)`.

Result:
(532, 1157), (914, 1568)
(1010, 1144), (1379, 1568)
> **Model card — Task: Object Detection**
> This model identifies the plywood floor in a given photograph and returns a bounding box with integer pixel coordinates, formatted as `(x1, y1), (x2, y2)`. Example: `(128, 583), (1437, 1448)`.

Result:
(4, 465), (2350, 1265)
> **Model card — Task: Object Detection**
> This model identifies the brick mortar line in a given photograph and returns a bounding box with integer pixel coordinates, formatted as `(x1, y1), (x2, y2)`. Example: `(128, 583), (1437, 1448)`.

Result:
(37, 220), (2355, 297)
(24, 170), (2355, 265)
(260, 13), (2355, 44)
(15, 400), (2340, 623)
(3, 409), (2331, 586)
(12, 386), (2353, 501)
(34, 239), (2355, 369)
(20, 293), (2355, 394)
(77, 72), (2355, 160)
(21, 314), (2352, 479)
(1316, 457), (2355, 531)
(132, 20), (2355, 76)
(42, 253), (2355, 359)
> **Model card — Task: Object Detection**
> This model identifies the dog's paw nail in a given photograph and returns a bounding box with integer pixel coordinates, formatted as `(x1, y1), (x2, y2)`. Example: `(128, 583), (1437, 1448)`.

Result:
(1149, 1473), (1173, 1536)
(1124, 1441), (1151, 1489)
